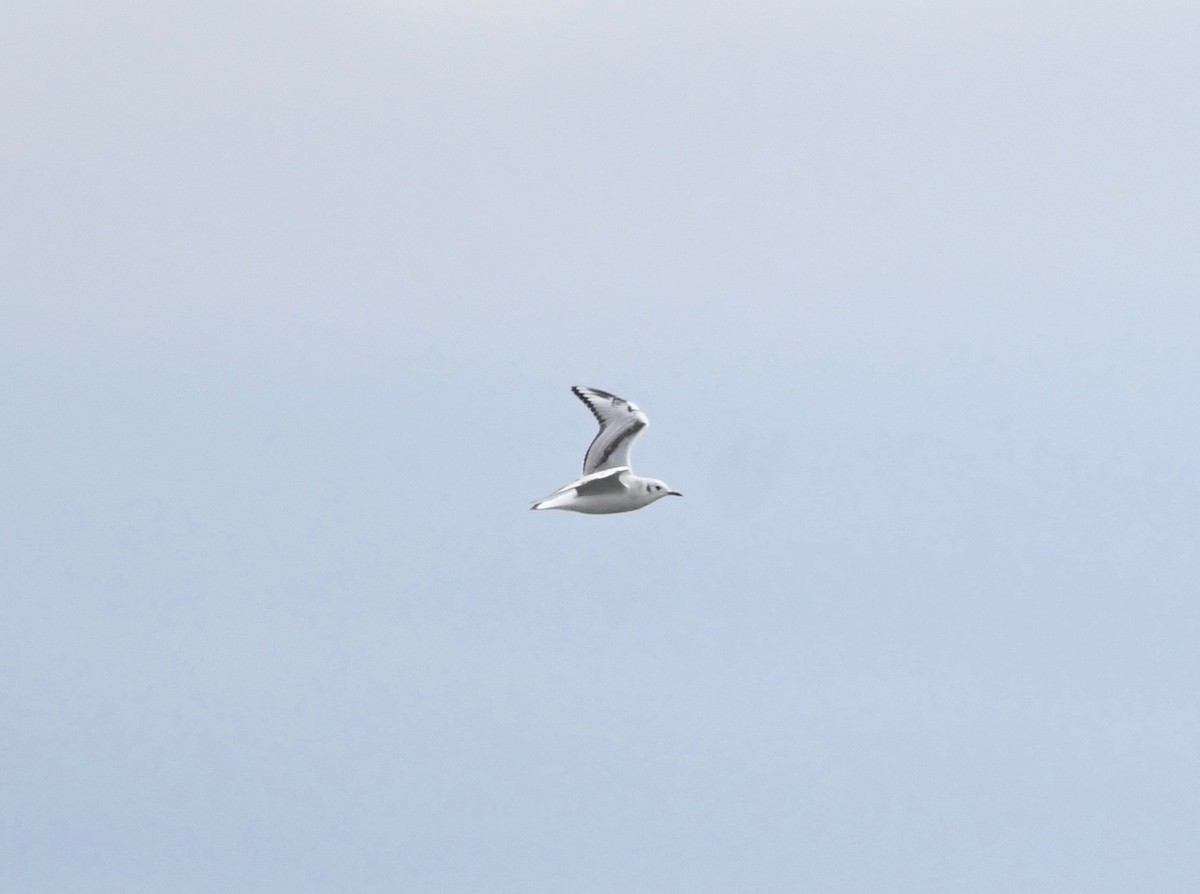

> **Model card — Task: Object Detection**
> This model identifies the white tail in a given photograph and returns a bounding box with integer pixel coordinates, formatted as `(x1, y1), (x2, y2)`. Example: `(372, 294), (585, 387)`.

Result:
(530, 489), (575, 511)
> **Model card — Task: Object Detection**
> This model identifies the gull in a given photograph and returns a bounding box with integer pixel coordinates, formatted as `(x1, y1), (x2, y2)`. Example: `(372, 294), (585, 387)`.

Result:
(531, 386), (682, 514)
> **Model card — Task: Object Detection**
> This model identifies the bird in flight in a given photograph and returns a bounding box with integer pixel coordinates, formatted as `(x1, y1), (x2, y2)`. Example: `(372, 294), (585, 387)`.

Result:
(531, 386), (682, 514)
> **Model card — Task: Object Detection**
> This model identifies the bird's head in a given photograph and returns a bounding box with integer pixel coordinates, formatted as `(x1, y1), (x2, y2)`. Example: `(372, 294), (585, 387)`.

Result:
(643, 479), (683, 502)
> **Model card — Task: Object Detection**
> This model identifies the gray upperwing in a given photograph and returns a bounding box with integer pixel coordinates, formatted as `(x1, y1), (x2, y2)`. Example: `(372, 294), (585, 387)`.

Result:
(573, 467), (630, 496)
(572, 386), (650, 474)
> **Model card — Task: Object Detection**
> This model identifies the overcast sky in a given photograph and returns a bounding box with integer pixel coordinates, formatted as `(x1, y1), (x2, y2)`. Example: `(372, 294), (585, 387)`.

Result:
(3, 2), (1199, 892)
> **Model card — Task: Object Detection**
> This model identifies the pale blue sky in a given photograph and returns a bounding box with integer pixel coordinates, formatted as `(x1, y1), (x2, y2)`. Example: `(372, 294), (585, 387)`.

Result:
(3, 2), (1199, 891)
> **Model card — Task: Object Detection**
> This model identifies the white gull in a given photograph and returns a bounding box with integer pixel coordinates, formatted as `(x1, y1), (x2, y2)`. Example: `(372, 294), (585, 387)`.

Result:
(531, 386), (682, 514)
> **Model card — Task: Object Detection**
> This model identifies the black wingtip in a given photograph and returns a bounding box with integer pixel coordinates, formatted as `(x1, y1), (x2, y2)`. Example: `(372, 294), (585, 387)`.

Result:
(571, 385), (607, 425)
(573, 385), (617, 400)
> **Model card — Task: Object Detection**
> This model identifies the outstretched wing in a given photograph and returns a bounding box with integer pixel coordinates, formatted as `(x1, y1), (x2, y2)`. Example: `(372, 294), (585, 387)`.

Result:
(572, 386), (650, 474)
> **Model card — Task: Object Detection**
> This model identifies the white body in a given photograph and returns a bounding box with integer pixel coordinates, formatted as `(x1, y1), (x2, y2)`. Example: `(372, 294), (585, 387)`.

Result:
(531, 467), (677, 514)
